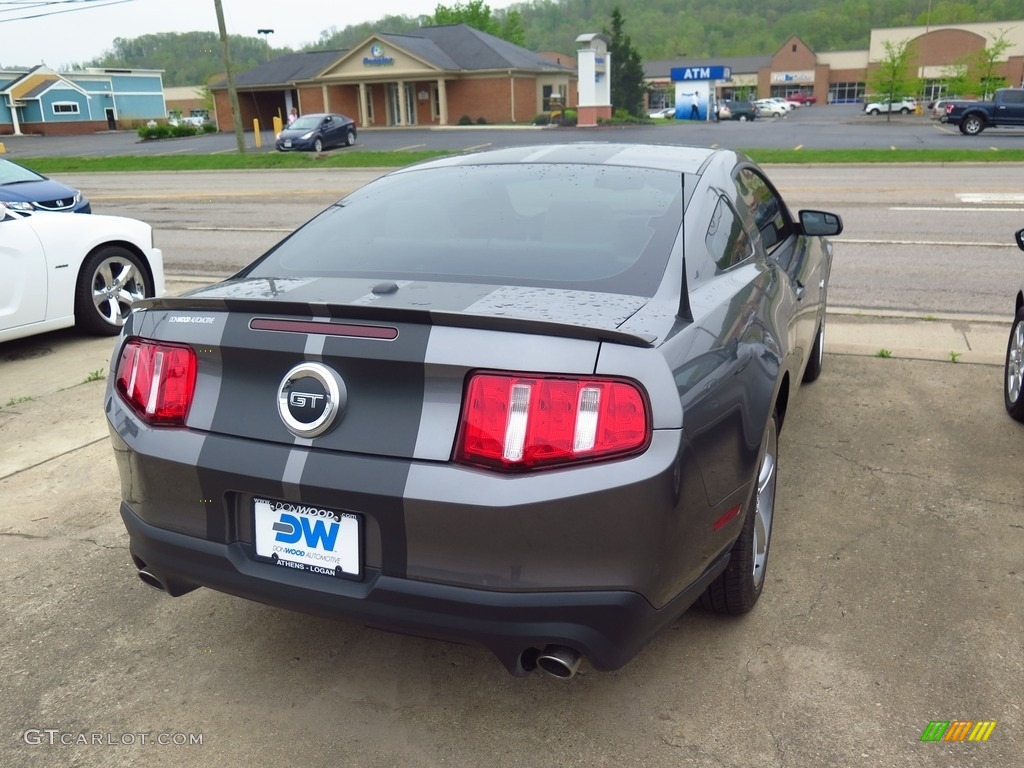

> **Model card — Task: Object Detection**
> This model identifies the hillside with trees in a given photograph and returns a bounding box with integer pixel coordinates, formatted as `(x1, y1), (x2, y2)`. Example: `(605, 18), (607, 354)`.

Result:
(78, 0), (1024, 86)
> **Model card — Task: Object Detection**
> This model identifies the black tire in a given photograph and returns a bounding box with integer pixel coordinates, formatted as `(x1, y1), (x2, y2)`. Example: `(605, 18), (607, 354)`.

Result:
(961, 115), (985, 135)
(899, 107), (910, 114)
(698, 411), (779, 614)
(803, 320), (825, 383)
(313, 137), (323, 152)
(738, 114), (748, 122)
(868, 108), (880, 116)
(344, 129), (355, 147)
(1005, 306), (1024, 422)
(74, 246), (151, 336)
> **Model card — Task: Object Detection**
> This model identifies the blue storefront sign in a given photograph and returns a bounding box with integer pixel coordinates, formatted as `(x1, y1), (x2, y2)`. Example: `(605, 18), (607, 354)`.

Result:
(670, 66), (732, 82)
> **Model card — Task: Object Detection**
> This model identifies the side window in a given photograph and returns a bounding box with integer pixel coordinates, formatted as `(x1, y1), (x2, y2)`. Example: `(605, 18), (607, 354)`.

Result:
(705, 195), (752, 272)
(734, 167), (791, 252)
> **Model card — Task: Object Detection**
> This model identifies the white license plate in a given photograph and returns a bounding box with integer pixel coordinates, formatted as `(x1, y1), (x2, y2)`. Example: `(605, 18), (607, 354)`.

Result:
(254, 498), (360, 577)
(283, 140), (292, 148)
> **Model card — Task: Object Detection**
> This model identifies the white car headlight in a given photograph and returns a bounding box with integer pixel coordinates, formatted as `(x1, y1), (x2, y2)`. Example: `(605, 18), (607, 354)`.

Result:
(301, 131), (314, 139)
(0, 200), (33, 211)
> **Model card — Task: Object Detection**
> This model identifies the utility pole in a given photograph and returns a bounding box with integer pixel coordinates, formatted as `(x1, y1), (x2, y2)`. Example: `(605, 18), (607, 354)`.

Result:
(213, 0), (245, 153)
(258, 29), (275, 62)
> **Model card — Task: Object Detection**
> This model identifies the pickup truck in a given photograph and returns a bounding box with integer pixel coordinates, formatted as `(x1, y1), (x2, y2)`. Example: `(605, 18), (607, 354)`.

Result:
(945, 88), (1024, 135)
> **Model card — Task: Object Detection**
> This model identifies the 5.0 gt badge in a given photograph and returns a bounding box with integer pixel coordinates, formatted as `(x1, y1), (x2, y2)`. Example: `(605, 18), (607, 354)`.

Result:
(277, 363), (347, 438)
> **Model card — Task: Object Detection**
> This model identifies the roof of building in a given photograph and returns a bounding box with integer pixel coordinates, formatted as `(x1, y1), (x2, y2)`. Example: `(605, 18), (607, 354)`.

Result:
(228, 49), (348, 88)
(212, 24), (573, 90)
(644, 55), (773, 79)
(378, 24), (573, 72)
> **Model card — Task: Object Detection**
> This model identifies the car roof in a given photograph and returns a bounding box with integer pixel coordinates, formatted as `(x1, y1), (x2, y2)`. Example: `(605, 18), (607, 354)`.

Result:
(394, 143), (727, 176)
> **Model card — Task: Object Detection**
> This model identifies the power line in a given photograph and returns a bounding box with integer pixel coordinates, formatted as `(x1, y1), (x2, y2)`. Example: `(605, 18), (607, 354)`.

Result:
(0, 0), (138, 23)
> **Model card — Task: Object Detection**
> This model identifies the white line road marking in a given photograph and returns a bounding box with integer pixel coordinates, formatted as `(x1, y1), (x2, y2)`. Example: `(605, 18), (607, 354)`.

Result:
(840, 237), (1016, 247)
(957, 193), (1024, 204)
(891, 207), (1024, 213)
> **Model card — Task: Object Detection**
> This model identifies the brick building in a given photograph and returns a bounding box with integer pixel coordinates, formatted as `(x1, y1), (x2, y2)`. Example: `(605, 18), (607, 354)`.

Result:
(210, 24), (577, 131)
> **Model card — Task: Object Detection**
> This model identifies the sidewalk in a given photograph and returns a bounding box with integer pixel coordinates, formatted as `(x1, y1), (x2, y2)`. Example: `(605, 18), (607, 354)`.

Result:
(827, 307), (1009, 365)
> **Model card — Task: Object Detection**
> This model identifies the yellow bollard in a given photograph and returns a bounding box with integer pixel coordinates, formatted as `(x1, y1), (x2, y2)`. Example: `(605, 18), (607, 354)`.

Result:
(252, 118), (262, 148)
(273, 115), (282, 135)
(0, 142), (5, 154)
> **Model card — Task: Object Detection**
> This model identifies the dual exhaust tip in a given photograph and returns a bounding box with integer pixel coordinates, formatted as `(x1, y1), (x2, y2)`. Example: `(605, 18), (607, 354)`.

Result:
(137, 560), (585, 679)
(534, 645), (582, 680)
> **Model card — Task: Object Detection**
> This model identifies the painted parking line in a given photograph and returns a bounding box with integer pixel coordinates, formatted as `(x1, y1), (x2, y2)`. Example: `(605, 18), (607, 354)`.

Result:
(395, 144), (426, 151)
(462, 143), (493, 152)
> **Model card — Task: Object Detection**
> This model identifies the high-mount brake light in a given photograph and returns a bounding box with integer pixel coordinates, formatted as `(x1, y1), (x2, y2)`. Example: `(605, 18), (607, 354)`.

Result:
(456, 373), (650, 471)
(114, 339), (197, 425)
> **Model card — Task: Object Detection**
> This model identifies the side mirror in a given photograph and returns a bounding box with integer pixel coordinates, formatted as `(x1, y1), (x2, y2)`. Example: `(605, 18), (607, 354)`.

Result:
(799, 209), (844, 237)
(1015, 228), (1024, 251)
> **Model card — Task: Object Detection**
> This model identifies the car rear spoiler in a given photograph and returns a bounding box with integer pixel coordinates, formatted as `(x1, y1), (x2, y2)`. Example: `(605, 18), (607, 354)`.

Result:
(133, 296), (657, 348)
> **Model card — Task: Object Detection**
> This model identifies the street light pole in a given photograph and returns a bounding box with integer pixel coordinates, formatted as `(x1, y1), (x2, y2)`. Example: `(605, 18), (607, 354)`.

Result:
(213, 0), (245, 153)
(257, 28), (275, 62)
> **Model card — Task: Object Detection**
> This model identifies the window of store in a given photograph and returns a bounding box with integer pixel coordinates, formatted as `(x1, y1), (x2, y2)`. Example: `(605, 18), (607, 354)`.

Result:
(827, 82), (865, 104)
(52, 102), (80, 115)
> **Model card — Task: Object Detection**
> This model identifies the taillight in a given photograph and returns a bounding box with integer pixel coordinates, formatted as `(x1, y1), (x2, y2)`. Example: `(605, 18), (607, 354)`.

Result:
(114, 339), (197, 425)
(456, 373), (650, 471)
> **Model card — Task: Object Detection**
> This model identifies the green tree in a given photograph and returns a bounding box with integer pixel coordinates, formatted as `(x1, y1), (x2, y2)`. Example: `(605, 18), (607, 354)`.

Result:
(866, 39), (920, 122)
(431, 0), (526, 45)
(605, 6), (647, 117)
(967, 30), (1013, 98)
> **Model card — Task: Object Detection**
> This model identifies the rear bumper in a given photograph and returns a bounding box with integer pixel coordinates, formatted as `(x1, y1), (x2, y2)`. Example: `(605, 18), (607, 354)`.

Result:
(121, 502), (727, 675)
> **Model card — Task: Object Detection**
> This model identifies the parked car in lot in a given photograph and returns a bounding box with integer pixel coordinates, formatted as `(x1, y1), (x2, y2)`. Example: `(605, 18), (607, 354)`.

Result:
(648, 106), (676, 119)
(785, 92), (816, 106)
(105, 143), (842, 678)
(864, 97), (917, 115)
(754, 98), (791, 117)
(928, 98), (956, 121)
(0, 205), (163, 342)
(945, 88), (1024, 135)
(275, 112), (357, 152)
(0, 157), (90, 213)
(1005, 227), (1024, 422)
(718, 99), (758, 121)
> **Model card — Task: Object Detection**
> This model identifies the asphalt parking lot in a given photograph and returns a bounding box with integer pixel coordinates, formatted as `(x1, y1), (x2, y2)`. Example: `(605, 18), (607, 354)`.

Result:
(1, 153), (1022, 764)
(1, 304), (1021, 766)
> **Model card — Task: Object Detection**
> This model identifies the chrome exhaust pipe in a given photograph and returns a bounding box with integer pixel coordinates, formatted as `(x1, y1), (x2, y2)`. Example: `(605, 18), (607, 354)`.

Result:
(137, 567), (166, 591)
(535, 645), (582, 679)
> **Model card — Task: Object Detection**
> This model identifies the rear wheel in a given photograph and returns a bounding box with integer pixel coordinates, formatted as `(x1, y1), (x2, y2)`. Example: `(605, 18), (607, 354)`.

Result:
(699, 411), (779, 614)
(899, 107), (910, 114)
(738, 114), (748, 122)
(961, 115), (985, 135)
(74, 246), (150, 335)
(1006, 306), (1024, 422)
(344, 129), (355, 147)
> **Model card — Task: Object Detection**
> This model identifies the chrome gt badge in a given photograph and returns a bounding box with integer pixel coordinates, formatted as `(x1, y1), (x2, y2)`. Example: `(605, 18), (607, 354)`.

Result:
(277, 363), (346, 438)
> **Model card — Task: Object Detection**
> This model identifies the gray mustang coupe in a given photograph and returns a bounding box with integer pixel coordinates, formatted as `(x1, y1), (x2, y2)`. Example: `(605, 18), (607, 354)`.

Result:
(105, 144), (843, 678)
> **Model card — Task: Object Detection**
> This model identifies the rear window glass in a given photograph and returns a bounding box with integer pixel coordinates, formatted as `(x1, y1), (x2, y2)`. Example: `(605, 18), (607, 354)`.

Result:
(241, 163), (684, 296)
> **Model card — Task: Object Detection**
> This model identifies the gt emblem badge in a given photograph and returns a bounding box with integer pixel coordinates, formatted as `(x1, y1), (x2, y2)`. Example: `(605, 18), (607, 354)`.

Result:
(277, 363), (346, 438)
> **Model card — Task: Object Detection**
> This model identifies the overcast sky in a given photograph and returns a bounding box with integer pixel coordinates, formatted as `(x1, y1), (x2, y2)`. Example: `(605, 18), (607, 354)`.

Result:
(0, 0), (518, 69)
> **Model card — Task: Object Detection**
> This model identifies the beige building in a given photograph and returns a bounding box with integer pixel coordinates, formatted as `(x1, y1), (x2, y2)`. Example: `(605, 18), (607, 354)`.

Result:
(647, 20), (1024, 108)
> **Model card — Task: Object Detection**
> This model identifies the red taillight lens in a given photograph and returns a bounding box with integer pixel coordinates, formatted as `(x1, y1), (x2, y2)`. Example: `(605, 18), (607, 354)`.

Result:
(456, 373), (650, 471)
(114, 339), (197, 425)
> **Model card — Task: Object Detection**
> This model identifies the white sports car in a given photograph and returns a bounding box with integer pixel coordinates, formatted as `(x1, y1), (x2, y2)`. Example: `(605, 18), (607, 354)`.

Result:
(0, 204), (164, 343)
